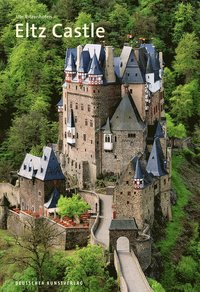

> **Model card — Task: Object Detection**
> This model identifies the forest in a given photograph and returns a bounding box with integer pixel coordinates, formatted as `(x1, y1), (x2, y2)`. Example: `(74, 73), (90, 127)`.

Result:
(0, 0), (200, 291)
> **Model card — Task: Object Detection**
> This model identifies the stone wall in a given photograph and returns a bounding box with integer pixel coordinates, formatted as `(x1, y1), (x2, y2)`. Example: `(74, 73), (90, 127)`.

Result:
(147, 91), (164, 125)
(114, 163), (155, 229)
(101, 129), (146, 175)
(0, 183), (20, 206)
(62, 82), (121, 187)
(19, 178), (65, 213)
(135, 235), (151, 271)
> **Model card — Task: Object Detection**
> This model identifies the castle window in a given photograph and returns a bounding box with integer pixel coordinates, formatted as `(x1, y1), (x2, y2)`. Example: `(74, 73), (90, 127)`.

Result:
(75, 103), (78, 109)
(115, 136), (117, 142)
(88, 105), (91, 112)
(83, 134), (86, 141)
(81, 104), (84, 110)
(105, 135), (111, 143)
(91, 155), (92, 158)
(85, 119), (88, 126)
(64, 104), (66, 111)
(154, 184), (157, 189)
(127, 201), (129, 204)
(114, 155), (117, 159)
(75, 162), (77, 168)
(38, 191), (41, 196)
(23, 164), (26, 170)
(164, 179), (166, 185)
(120, 192), (123, 194)
(41, 168), (43, 173)
(76, 86), (77, 90)
(91, 140), (93, 144)
(76, 133), (78, 138)
(134, 192), (136, 194)
(130, 89), (133, 94)
(79, 164), (81, 169)
(93, 90), (95, 93)
(75, 116), (77, 123)
(128, 133), (136, 138)
(65, 132), (67, 138)
(128, 192), (131, 196)
(65, 118), (67, 124)
(131, 58), (134, 62)
(90, 120), (93, 127)
(126, 181), (129, 185)
(135, 73), (137, 76)
(86, 87), (88, 92)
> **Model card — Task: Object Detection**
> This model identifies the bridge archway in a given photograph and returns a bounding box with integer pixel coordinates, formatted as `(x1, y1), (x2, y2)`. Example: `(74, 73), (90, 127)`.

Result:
(117, 236), (130, 252)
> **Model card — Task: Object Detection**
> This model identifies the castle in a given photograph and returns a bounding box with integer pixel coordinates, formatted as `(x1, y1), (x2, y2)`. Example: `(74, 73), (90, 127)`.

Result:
(58, 43), (171, 229)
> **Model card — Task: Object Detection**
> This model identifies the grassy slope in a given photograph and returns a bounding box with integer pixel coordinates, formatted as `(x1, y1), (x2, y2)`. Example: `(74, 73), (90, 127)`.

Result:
(156, 153), (200, 291)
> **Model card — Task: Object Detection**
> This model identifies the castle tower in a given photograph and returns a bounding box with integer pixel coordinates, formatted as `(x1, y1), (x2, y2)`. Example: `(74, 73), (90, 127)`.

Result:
(62, 44), (121, 187)
(65, 53), (76, 82)
(103, 118), (113, 151)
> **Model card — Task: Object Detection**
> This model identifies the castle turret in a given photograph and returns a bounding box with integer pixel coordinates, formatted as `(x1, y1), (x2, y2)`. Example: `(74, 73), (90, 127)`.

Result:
(88, 53), (103, 85)
(103, 117), (113, 151)
(65, 53), (76, 82)
(105, 46), (116, 83)
(77, 51), (90, 83)
(134, 158), (144, 189)
(67, 109), (75, 145)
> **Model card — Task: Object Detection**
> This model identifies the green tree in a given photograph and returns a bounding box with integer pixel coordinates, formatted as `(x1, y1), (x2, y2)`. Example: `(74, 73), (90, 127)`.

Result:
(173, 32), (199, 82)
(173, 3), (194, 44)
(170, 79), (199, 124)
(57, 194), (90, 222)
(166, 113), (186, 142)
(63, 245), (116, 292)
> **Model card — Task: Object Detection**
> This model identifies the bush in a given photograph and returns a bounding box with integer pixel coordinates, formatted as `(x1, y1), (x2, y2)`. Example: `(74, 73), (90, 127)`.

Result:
(176, 256), (198, 282)
(148, 278), (166, 292)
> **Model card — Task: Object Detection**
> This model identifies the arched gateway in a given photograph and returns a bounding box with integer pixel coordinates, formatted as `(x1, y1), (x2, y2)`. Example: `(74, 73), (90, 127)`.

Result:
(109, 219), (138, 252)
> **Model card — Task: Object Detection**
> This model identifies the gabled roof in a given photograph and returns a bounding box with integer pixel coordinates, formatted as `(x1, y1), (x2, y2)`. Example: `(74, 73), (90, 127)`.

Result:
(67, 109), (75, 128)
(119, 46), (132, 77)
(134, 157), (143, 179)
(146, 137), (167, 177)
(154, 121), (164, 138)
(110, 90), (145, 131)
(104, 117), (112, 134)
(65, 52), (76, 72)
(18, 154), (41, 180)
(44, 188), (60, 209)
(109, 219), (138, 230)
(18, 147), (65, 181)
(88, 53), (103, 75)
(78, 51), (90, 73)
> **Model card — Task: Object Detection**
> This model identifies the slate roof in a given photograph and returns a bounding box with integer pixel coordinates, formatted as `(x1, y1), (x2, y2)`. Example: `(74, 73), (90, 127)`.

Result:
(65, 48), (77, 68)
(134, 157), (143, 179)
(18, 147), (65, 181)
(78, 51), (90, 73)
(88, 53), (103, 75)
(65, 52), (76, 72)
(110, 90), (145, 131)
(109, 219), (138, 230)
(44, 188), (60, 209)
(154, 121), (164, 138)
(146, 137), (167, 177)
(146, 55), (154, 74)
(83, 44), (105, 64)
(67, 109), (75, 128)
(131, 156), (153, 187)
(104, 117), (112, 134)
(57, 98), (63, 107)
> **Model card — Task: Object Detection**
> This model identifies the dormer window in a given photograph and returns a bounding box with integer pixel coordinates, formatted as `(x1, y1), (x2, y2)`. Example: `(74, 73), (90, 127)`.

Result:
(41, 168), (43, 173)
(104, 134), (113, 151)
(29, 166), (31, 172)
(44, 155), (47, 161)
(24, 165), (26, 170)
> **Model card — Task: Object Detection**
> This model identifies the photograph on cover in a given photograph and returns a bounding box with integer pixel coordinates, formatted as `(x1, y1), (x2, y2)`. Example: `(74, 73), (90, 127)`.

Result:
(0, 0), (199, 291)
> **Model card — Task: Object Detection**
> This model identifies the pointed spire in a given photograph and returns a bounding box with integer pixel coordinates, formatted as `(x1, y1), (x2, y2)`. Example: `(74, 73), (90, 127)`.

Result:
(146, 55), (153, 74)
(88, 53), (103, 75)
(78, 51), (90, 73)
(134, 158), (143, 179)
(65, 53), (76, 72)
(154, 121), (164, 138)
(146, 137), (167, 177)
(67, 109), (75, 128)
(104, 117), (111, 134)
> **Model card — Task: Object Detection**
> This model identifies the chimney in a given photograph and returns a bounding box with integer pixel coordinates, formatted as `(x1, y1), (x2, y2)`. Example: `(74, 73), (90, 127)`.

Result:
(105, 46), (116, 83)
(76, 45), (82, 70)
(159, 52), (163, 69)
